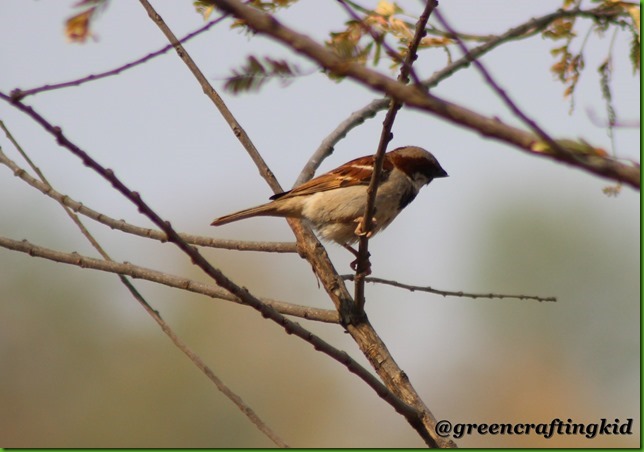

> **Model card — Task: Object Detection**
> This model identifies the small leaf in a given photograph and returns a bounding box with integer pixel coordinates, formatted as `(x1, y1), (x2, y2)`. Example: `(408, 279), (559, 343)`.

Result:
(224, 56), (302, 94)
(375, 0), (397, 17)
(624, 3), (640, 37)
(418, 36), (453, 48)
(629, 33), (641, 72)
(602, 184), (622, 196)
(64, 0), (108, 43)
(194, 1), (216, 20)
(65, 9), (95, 43)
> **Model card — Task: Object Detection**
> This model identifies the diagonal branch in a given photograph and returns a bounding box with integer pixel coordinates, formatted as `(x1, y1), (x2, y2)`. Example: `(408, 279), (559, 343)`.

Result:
(434, 10), (570, 165)
(0, 233), (339, 322)
(138, 0), (282, 194)
(0, 144), (296, 253)
(138, 0), (357, 328)
(211, 0), (640, 190)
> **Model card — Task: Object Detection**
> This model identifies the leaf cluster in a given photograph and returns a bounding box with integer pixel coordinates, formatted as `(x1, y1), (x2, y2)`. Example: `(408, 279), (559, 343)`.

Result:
(543, 0), (640, 110)
(223, 56), (302, 93)
(326, 1), (451, 74)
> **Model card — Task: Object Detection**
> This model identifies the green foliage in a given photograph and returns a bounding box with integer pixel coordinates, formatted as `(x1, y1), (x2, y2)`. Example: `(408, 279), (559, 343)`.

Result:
(628, 30), (640, 72)
(598, 58), (616, 131)
(223, 56), (302, 94)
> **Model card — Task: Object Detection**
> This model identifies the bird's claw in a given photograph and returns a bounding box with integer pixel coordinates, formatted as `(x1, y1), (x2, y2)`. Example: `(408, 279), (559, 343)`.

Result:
(354, 216), (377, 238)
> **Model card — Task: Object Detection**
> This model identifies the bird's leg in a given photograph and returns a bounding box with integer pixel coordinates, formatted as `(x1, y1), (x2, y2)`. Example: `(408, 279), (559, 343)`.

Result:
(342, 243), (360, 259)
(342, 243), (372, 276)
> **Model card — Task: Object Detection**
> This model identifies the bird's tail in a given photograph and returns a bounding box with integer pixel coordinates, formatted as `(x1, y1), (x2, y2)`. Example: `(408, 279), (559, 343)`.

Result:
(210, 202), (280, 226)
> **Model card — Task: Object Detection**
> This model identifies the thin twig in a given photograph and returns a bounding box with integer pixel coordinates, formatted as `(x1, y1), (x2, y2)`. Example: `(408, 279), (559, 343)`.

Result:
(135, 292), (290, 448)
(10, 15), (228, 101)
(434, 10), (573, 165)
(0, 231), (338, 322)
(0, 144), (296, 253)
(138, 0), (282, 194)
(343, 275), (557, 302)
(353, 0), (438, 310)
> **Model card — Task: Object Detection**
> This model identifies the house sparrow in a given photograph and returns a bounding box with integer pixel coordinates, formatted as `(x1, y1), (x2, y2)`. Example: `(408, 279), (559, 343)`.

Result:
(211, 146), (447, 267)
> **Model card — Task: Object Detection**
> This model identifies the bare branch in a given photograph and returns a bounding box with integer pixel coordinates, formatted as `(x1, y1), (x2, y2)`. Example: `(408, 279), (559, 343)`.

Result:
(0, 145), (296, 253)
(295, 98), (389, 185)
(211, 0), (639, 190)
(0, 234), (338, 322)
(10, 15), (228, 101)
(143, 296), (290, 448)
(138, 0), (283, 194)
(343, 275), (557, 303)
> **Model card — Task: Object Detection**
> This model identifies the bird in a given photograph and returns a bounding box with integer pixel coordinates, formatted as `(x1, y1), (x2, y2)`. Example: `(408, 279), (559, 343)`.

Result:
(211, 145), (447, 270)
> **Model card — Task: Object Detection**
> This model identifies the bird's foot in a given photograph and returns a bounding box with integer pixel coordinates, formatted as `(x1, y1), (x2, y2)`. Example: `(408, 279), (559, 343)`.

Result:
(354, 216), (377, 238)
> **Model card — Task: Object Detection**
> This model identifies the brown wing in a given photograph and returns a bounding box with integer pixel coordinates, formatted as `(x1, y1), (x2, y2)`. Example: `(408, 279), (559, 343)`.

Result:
(270, 154), (394, 200)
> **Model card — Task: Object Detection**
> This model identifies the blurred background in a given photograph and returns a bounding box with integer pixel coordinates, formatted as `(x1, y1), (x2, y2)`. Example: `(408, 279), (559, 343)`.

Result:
(0, 0), (639, 447)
